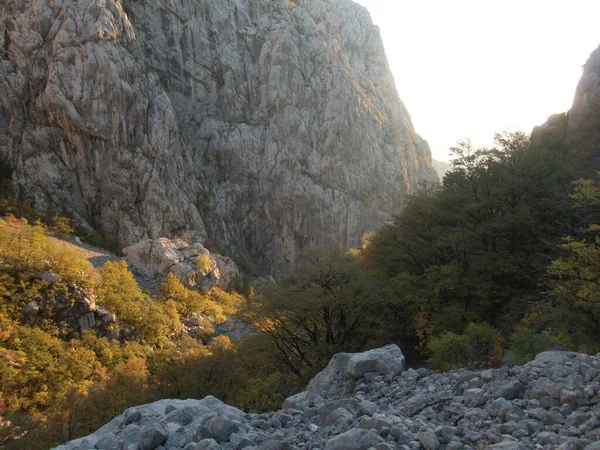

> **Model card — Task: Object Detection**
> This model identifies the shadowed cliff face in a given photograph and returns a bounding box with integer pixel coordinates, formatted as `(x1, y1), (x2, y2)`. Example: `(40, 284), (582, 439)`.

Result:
(532, 44), (600, 167)
(567, 45), (600, 162)
(0, 0), (437, 272)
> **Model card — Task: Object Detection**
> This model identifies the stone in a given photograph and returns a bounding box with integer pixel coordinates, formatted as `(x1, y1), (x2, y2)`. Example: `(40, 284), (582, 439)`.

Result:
(489, 442), (526, 450)
(207, 416), (240, 443)
(539, 395), (560, 409)
(22, 301), (40, 315)
(256, 441), (295, 450)
(39, 271), (59, 283)
(324, 428), (384, 450)
(101, 313), (117, 324)
(560, 389), (580, 406)
(496, 381), (526, 400)
(357, 417), (391, 431)
(196, 439), (222, 450)
(359, 399), (378, 416)
(165, 407), (194, 426)
(347, 345), (405, 379)
(94, 433), (119, 450)
(325, 408), (353, 426)
(124, 408), (142, 425)
(50, 347), (600, 450)
(318, 399), (360, 424)
(488, 397), (512, 418)
(139, 423), (167, 450)
(532, 351), (578, 365)
(418, 429), (440, 450)
(78, 313), (96, 332)
(463, 388), (488, 407)
(230, 433), (256, 449)
(123, 238), (229, 292)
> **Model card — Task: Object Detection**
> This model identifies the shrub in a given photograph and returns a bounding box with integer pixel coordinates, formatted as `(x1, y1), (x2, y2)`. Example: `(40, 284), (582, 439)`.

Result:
(97, 261), (182, 346)
(508, 328), (573, 365)
(427, 332), (470, 371)
(0, 217), (96, 321)
(428, 322), (503, 371)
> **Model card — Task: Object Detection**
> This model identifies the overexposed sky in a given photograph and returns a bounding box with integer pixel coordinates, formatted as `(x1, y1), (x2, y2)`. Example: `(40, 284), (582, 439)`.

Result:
(353, 0), (600, 162)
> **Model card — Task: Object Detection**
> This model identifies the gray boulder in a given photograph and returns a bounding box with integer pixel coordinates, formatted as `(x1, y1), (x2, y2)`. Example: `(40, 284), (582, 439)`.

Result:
(123, 238), (238, 292)
(324, 428), (384, 450)
(347, 344), (405, 379)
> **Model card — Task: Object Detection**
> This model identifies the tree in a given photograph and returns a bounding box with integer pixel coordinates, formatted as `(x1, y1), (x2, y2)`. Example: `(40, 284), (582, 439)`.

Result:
(248, 247), (377, 378)
(97, 261), (182, 346)
(362, 131), (577, 354)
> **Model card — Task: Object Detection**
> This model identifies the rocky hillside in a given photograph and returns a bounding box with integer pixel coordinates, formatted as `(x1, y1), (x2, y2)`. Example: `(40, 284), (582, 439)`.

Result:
(53, 345), (600, 450)
(532, 44), (600, 166)
(432, 159), (450, 180)
(0, 0), (437, 271)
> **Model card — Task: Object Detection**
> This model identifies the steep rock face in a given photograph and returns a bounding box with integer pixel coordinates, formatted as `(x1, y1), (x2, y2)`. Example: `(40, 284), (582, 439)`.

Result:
(0, 0), (207, 247)
(567, 44), (600, 161)
(532, 44), (600, 166)
(0, 0), (437, 271)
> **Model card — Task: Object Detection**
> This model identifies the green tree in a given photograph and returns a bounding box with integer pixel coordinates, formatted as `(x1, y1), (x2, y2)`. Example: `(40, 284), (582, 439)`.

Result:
(511, 175), (600, 358)
(249, 247), (378, 378)
(362, 131), (576, 354)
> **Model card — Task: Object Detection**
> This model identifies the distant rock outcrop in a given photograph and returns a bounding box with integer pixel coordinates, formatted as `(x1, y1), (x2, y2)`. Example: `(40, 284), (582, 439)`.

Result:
(532, 44), (600, 167)
(21, 273), (118, 338)
(0, 0), (437, 272)
(123, 238), (240, 292)
(432, 159), (451, 180)
(53, 345), (600, 450)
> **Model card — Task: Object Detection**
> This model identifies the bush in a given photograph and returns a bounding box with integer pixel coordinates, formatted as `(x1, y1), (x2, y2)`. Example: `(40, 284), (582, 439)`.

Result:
(428, 322), (503, 371)
(97, 261), (182, 346)
(508, 328), (573, 365)
(0, 217), (96, 321)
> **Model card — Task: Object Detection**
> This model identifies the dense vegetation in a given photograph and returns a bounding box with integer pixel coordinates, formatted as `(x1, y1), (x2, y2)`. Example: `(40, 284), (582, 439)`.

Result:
(0, 217), (300, 448)
(252, 132), (600, 373)
(0, 131), (598, 448)
(359, 132), (599, 366)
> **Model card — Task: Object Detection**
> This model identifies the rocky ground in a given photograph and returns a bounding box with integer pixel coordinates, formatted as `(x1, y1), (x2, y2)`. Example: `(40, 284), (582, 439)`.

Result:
(53, 345), (600, 450)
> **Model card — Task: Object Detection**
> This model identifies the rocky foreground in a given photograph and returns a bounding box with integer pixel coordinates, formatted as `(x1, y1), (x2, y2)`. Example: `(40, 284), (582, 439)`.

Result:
(54, 345), (600, 450)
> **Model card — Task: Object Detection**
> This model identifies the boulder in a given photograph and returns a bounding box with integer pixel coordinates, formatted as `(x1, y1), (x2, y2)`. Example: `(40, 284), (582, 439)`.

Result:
(211, 254), (240, 291)
(138, 423), (167, 450)
(123, 238), (239, 292)
(207, 416), (239, 443)
(346, 344), (406, 379)
(418, 429), (440, 450)
(324, 428), (384, 450)
(51, 347), (600, 450)
(39, 271), (59, 283)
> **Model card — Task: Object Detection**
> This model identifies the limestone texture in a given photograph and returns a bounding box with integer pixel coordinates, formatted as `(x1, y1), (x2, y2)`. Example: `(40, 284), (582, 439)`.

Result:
(0, 0), (437, 272)
(123, 237), (240, 292)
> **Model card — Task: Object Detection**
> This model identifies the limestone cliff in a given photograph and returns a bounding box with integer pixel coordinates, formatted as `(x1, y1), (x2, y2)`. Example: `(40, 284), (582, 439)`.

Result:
(0, 0), (437, 271)
(532, 44), (600, 166)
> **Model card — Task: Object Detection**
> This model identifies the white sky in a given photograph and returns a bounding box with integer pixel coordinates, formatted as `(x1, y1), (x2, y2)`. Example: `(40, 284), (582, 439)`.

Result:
(353, 0), (600, 162)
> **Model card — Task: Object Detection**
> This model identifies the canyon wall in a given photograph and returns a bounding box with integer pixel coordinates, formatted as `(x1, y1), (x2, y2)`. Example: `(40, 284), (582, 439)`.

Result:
(0, 0), (437, 271)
